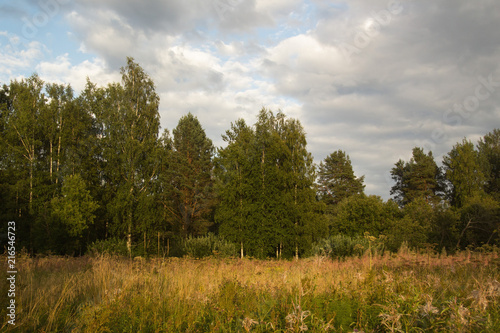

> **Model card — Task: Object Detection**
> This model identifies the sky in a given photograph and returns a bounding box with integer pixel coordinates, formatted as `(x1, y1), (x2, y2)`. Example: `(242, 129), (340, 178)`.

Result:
(1, 0), (499, 200)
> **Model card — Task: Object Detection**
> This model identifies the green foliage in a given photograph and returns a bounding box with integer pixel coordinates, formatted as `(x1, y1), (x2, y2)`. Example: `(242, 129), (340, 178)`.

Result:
(1, 55), (497, 257)
(214, 118), (256, 258)
(87, 237), (129, 256)
(443, 135), (500, 248)
(183, 233), (237, 258)
(216, 109), (324, 259)
(317, 150), (365, 205)
(443, 139), (487, 208)
(331, 194), (398, 237)
(478, 129), (500, 201)
(391, 147), (444, 207)
(51, 174), (99, 238)
(165, 113), (215, 238)
(98, 58), (161, 255)
(456, 194), (500, 248)
(428, 206), (460, 251)
(1, 75), (46, 251)
(386, 197), (434, 251)
(310, 234), (372, 259)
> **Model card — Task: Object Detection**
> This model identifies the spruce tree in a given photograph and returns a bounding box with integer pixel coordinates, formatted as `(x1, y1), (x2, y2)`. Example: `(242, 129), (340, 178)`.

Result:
(216, 109), (324, 258)
(478, 129), (500, 201)
(215, 119), (256, 258)
(279, 116), (324, 259)
(168, 113), (215, 238)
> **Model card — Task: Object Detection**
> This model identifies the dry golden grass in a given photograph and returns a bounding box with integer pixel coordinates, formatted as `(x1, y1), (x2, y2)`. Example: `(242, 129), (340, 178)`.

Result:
(1, 251), (499, 332)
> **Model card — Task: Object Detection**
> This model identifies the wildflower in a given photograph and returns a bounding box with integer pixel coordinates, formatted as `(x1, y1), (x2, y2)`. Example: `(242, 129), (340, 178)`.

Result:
(469, 289), (488, 312)
(286, 302), (311, 332)
(378, 308), (403, 333)
(242, 317), (259, 332)
(420, 300), (439, 316)
(456, 305), (470, 325)
(469, 279), (500, 312)
(383, 271), (394, 283)
(449, 299), (470, 327)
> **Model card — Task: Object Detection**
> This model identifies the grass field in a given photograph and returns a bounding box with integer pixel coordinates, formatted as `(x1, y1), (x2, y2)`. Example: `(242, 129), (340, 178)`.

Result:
(1, 250), (500, 332)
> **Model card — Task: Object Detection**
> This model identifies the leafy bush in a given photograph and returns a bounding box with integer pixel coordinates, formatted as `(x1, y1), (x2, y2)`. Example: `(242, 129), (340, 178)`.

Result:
(183, 233), (237, 258)
(87, 237), (129, 257)
(310, 234), (371, 259)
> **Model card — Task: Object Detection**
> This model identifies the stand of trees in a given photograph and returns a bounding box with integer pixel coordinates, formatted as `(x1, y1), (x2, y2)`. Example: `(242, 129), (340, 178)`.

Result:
(215, 110), (325, 258)
(1, 58), (499, 257)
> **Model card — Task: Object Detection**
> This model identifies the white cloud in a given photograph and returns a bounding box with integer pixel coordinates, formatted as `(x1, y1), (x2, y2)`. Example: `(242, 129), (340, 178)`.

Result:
(0, 35), (45, 82)
(35, 55), (120, 92)
(3, 0), (500, 200)
(255, 0), (302, 16)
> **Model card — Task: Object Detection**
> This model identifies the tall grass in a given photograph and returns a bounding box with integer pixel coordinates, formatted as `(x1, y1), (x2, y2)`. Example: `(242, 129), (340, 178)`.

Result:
(1, 250), (499, 332)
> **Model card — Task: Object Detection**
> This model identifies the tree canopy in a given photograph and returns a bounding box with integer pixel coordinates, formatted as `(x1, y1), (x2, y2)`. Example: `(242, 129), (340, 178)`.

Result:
(0, 58), (498, 256)
(317, 150), (365, 206)
(215, 109), (325, 258)
(390, 147), (444, 207)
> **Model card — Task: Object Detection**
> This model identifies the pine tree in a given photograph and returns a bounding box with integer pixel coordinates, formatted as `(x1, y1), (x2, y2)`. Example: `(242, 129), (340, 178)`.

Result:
(391, 147), (444, 207)
(318, 150), (365, 206)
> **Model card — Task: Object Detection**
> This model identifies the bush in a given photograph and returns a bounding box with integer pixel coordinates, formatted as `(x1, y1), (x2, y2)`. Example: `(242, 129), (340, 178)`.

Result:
(310, 234), (373, 259)
(87, 237), (129, 257)
(183, 233), (237, 258)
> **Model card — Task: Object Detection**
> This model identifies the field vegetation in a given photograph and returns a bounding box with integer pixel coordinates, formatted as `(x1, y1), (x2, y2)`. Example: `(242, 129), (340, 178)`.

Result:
(2, 249), (500, 332)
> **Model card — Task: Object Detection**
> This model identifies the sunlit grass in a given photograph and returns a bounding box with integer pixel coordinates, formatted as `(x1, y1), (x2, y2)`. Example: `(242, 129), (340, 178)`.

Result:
(1, 250), (500, 332)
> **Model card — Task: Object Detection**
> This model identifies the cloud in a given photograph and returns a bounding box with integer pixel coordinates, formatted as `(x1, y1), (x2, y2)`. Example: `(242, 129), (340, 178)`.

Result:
(0, 34), (45, 82)
(71, 0), (207, 34)
(3, 0), (500, 200)
(66, 0), (500, 198)
(0, 3), (30, 20)
(252, 0), (500, 197)
(65, 0), (281, 69)
(35, 54), (120, 92)
(66, 9), (142, 69)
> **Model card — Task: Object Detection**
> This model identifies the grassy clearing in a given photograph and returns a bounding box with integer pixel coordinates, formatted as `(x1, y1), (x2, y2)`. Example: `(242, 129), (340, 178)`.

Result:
(1, 251), (500, 332)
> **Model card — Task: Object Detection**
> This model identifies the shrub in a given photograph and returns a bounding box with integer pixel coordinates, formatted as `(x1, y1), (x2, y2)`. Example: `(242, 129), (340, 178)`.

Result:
(183, 233), (237, 258)
(310, 234), (386, 259)
(87, 237), (129, 257)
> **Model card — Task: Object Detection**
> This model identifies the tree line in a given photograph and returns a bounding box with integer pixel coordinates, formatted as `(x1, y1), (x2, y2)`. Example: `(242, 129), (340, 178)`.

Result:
(1, 58), (498, 258)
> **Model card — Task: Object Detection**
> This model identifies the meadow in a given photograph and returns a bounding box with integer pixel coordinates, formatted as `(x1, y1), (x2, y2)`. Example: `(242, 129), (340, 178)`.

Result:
(1, 250), (500, 332)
